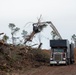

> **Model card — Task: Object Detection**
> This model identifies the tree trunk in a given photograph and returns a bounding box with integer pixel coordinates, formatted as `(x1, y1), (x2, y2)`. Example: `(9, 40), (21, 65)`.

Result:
(12, 34), (14, 45)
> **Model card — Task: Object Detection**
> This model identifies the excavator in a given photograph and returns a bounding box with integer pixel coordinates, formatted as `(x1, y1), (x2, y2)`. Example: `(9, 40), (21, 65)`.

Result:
(24, 18), (75, 65)
(24, 19), (62, 48)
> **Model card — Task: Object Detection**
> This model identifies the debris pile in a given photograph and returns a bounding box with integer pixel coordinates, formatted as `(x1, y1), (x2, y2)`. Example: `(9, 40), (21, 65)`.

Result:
(0, 42), (50, 74)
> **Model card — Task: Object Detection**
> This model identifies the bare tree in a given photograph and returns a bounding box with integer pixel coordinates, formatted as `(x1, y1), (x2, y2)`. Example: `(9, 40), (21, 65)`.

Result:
(8, 23), (20, 44)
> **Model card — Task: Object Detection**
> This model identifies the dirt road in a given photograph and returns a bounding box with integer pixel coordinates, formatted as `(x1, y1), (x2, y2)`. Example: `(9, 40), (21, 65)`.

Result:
(11, 63), (76, 75)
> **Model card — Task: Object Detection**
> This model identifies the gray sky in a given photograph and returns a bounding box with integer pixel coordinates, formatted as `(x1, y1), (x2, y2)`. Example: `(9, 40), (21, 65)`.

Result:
(0, 0), (76, 49)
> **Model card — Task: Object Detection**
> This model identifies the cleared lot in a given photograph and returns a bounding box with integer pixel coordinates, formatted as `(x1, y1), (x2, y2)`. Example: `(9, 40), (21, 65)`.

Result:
(11, 63), (76, 75)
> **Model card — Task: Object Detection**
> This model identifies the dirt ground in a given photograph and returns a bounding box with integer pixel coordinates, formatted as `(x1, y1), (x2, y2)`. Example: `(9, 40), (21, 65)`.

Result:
(10, 49), (76, 75)
(10, 64), (76, 75)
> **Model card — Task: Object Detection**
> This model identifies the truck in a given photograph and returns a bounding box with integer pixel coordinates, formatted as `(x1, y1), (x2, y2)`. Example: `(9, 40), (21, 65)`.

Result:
(50, 39), (74, 65)
(23, 19), (74, 65)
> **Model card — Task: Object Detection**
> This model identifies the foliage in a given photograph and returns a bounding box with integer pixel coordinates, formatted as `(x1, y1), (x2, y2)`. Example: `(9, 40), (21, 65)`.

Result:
(30, 49), (50, 63)
(2, 34), (9, 43)
(71, 34), (76, 47)
(8, 23), (15, 30)
(21, 30), (28, 38)
(71, 34), (76, 41)
(51, 30), (57, 39)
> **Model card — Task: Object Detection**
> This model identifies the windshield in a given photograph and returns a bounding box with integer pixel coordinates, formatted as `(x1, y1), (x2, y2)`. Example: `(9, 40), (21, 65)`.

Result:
(53, 49), (64, 52)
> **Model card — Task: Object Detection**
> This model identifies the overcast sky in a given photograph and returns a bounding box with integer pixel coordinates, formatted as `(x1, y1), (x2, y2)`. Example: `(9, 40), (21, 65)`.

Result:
(0, 0), (76, 49)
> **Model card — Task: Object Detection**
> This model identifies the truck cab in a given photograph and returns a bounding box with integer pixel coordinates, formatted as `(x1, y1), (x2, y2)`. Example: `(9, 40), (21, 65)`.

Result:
(50, 48), (67, 65)
(50, 40), (74, 65)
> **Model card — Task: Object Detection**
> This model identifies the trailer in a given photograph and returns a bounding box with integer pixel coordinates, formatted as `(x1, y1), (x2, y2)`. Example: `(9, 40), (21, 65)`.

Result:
(50, 40), (74, 65)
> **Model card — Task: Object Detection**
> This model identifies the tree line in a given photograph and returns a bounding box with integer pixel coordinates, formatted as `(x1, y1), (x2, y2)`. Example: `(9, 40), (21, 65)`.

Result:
(0, 23), (28, 45)
(0, 23), (76, 47)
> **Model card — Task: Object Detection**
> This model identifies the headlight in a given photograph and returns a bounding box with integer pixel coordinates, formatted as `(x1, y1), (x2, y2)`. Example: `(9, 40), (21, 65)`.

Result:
(63, 58), (66, 60)
(50, 58), (53, 60)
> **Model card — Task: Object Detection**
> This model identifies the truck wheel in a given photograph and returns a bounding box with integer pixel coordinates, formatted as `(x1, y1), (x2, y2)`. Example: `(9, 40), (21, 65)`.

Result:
(70, 60), (74, 64)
